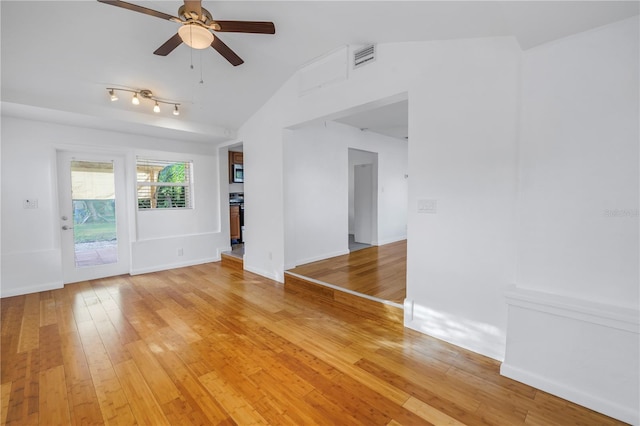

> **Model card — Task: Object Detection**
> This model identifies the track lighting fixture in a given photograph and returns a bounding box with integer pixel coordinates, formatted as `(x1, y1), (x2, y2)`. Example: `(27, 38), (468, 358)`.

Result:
(106, 87), (180, 116)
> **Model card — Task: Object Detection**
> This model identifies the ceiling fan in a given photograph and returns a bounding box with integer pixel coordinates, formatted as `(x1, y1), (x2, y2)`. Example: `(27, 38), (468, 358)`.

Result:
(97, 0), (275, 66)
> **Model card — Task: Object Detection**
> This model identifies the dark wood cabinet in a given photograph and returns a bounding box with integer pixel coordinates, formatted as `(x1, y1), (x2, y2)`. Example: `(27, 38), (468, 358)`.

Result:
(230, 151), (243, 164)
(229, 151), (243, 183)
(230, 205), (241, 241)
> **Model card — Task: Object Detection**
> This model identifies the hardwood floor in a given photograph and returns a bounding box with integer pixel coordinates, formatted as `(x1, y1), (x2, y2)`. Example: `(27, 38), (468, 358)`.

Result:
(287, 240), (407, 304)
(1, 262), (624, 425)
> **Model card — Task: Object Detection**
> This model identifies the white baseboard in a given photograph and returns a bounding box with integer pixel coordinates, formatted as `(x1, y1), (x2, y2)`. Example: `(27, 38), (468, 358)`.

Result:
(130, 257), (218, 276)
(296, 249), (350, 267)
(0, 281), (63, 298)
(376, 235), (407, 246)
(244, 264), (283, 283)
(501, 363), (639, 425)
(403, 298), (506, 361)
(131, 233), (227, 276)
(1, 249), (63, 297)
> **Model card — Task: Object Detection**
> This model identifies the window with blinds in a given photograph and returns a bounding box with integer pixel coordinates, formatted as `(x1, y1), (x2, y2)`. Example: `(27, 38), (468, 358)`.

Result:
(136, 158), (193, 209)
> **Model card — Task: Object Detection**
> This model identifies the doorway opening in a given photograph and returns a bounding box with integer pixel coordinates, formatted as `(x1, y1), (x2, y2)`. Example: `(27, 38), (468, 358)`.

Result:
(283, 94), (408, 307)
(227, 143), (245, 259)
(349, 148), (378, 251)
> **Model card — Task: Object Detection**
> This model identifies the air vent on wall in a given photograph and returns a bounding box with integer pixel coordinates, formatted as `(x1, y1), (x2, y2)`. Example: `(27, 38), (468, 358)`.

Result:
(354, 44), (376, 69)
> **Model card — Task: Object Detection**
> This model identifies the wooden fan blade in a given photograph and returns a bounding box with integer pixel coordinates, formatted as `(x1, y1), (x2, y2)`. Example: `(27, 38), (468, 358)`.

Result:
(214, 21), (276, 34)
(97, 0), (178, 21)
(183, 0), (202, 18)
(211, 36), (244, 66)
(154, 33), (183, 56)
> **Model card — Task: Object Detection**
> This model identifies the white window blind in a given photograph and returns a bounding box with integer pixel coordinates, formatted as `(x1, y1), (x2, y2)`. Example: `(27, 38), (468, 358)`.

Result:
(136, 158), (193, 209)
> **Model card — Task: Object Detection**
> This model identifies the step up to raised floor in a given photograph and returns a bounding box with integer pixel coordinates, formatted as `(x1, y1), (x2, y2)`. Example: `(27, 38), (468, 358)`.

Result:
(221, 252), (243, 269)
(284, 272), (404, 324)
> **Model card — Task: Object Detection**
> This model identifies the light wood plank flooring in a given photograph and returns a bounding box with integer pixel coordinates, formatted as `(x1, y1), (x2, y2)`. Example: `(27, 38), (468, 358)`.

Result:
(287, 240), (407, 304)
(1, 262), (624, 425)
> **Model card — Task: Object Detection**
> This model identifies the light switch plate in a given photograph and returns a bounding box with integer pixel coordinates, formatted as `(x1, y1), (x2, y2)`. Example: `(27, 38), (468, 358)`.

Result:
(418, 199), (437, 214)
(23, 199), (38, 209)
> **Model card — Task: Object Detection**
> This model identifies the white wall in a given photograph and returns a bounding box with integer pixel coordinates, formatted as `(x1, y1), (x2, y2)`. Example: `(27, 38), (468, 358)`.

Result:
(285, 123), (350, 266)
(405, 38), (520, 361)
(517, 17), (639, 306)
(239, 37), (521, 360)
(130, 148), (224, 275)
(1, 119), (62, 295)
(239, 87), (292, 281)
(1, 115), (229, 296)
(502, 17), (639, 424)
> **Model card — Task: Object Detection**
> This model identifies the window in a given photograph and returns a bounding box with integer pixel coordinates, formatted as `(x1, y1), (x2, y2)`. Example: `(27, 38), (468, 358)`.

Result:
(136, 158), (193, 209)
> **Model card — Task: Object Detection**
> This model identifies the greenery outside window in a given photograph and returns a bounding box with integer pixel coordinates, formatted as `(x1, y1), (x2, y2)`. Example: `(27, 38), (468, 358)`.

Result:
(137, 158), (193, 209)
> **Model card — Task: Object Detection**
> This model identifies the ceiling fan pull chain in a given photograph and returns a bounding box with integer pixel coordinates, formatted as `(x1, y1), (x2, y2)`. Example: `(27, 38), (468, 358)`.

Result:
(190, 45), (194, 70)
(189, 25), (195, 69)
(200, 51), (204, 84)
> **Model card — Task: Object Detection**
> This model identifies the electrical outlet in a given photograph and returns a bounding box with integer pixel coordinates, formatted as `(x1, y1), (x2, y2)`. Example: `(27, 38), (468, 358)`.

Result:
(177, 248), (184, 256)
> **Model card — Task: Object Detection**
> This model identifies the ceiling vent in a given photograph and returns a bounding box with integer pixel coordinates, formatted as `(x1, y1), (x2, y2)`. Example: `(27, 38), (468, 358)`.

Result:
(354, 44), (376, 69)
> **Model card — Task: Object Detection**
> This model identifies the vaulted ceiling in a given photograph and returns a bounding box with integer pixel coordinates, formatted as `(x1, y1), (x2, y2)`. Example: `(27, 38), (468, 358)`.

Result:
(1, 1), (637, 144)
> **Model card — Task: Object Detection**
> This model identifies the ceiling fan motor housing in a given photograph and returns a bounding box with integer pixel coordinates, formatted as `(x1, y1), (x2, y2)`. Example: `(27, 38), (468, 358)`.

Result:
(178, 5), (215, 28)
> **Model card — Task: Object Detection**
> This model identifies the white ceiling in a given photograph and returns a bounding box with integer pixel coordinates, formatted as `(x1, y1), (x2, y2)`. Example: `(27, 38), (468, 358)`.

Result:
(1, 1), (637, 144)
(336, 100), (409, 140)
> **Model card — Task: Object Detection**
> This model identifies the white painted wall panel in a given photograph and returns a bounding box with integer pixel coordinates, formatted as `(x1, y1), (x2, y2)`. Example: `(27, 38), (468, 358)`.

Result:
(517, 16), (639, 306)
(502, 287), (639, 424)
(505, 16), (640, 424)
(405, 38), (520, 361)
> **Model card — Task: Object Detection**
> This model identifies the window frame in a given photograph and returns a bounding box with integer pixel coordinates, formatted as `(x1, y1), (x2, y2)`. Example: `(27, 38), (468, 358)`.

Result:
(135, 158), (194, 210)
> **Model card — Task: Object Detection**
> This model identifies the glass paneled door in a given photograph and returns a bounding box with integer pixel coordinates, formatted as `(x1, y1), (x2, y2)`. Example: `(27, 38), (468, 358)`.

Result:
(57, 151), (129, 283)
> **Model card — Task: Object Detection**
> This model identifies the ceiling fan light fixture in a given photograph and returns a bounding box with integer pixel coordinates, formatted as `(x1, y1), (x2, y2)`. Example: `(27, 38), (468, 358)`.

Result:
(178, 24), (213, 49)
(109, 89), (118, 101)
(132, 93), (140, 105)
(153, 101), (161, 113)
(173, 104), (180, 116)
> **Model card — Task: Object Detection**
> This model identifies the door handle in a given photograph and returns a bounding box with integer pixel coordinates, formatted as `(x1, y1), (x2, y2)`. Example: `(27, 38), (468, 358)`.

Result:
(62, 225), (74, 230)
